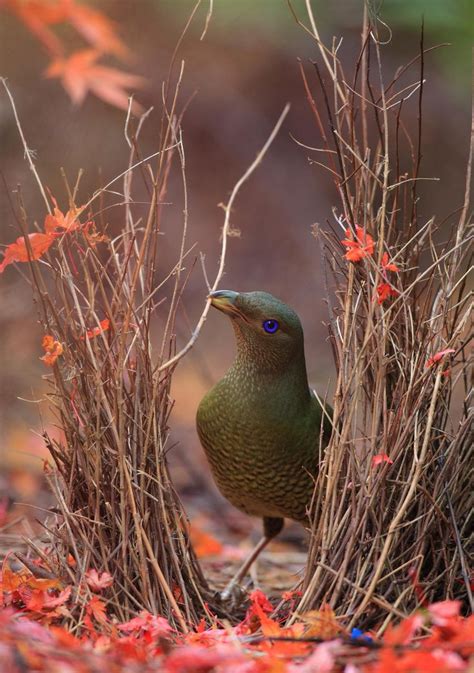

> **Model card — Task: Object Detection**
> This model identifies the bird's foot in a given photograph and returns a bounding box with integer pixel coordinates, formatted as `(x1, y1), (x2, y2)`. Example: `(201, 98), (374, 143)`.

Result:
(214, 580), (248, 609)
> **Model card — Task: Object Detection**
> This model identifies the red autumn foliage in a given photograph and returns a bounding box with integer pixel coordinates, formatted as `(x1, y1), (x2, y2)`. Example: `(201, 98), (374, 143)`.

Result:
(40, 334), (64, 367)
(0, 193), (107, 275)
(85, 570), (113, 592)
(341, 225), (375, 262)
(45, 49), (145, 113)
(0, 553), (473, 673)
(340, 230), (402, 306)
(189, 525), (224, 558)
(2, 0), (142, 110)
(381, 252), (400, 273)
(425, 349), (456, 368)
(376, 282), (399, 304)
(82, 318), (111, 340)
(0, 232), (56, 273)
(44, 198), (83, 234)
(371, 454), (394, 468)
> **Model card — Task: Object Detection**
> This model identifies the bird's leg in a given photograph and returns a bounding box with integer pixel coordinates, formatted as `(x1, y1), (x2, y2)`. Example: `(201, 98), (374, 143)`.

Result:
(220, 517), (284, 603)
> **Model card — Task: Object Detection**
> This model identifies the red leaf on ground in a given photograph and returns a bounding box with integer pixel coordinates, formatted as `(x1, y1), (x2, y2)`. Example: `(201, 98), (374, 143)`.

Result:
(165, 645), (245, 673)
(86, 595), (108, 625)
(117, 611), (173, 638)
(428, 600), (461, 626)
(85, 569), (113, 592)
(383, 613), (424, 645)
(42, 586), (71, 609)
(189, 525), (223, 558)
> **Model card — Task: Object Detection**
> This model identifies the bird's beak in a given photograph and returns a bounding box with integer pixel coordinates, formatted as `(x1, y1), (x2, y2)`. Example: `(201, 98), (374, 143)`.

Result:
(209, 290), (240, 316)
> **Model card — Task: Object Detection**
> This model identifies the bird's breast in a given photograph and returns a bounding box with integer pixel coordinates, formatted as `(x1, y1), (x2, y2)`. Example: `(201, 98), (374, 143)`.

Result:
(196, 376), (319, 521)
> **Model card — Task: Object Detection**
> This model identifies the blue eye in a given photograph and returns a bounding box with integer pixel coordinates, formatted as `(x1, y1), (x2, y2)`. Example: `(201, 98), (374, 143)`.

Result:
(263, 319), (279, 334)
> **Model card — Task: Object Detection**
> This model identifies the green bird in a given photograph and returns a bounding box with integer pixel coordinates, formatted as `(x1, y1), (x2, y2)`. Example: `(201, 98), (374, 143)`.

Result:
(196, 290), (332, 599)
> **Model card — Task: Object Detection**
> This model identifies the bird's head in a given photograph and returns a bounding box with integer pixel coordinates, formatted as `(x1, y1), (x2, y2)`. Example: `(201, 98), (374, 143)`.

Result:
(209, 290), (305, 371)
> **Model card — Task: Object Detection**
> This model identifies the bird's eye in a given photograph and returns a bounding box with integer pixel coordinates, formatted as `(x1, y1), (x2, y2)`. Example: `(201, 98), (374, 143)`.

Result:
(263, 319), (279, 334)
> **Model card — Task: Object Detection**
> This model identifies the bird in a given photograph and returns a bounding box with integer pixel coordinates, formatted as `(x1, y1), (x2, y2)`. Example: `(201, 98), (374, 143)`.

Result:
(196, 290), (332, 600)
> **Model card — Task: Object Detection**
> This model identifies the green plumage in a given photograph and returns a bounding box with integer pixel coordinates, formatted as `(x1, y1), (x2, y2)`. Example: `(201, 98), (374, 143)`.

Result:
(196, 290), (332, 526)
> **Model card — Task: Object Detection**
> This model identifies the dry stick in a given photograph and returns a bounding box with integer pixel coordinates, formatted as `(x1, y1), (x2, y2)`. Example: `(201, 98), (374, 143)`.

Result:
(351, 371), (444, 623)
(157, 103), (291, 373)
(200, 0), (214, 41)
(304, 0), (347, 107)
(1, 78), (51, 214)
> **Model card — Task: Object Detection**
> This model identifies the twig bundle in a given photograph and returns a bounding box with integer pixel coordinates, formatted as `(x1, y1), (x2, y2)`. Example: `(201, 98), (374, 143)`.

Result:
(296, 4), (473, 630)
(3, 64), (291, 626)
(18, 95), (212, 629)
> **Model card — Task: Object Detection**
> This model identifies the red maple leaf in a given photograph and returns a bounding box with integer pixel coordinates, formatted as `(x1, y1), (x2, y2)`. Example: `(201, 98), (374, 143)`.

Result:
(85, 595), (108, 625)
(65, 1), (128, 58)
(85, 569), (113, 592)
(45, 49), (145, 112)
(372, 453), (393, 468)
(40, 334), (64, 367)
(117, 611), (173, 638)
(381, 251), (400, 273)
(0, 232), (55, 273)
(82, 318), (110, 340)
(376, 282), (399, 304)
(2, 0), (66, 55)
(341, 225), (375, 262)
(44, 198), (83, 234)
(42, 586), (71, 610)
(426, 348), (455, 368)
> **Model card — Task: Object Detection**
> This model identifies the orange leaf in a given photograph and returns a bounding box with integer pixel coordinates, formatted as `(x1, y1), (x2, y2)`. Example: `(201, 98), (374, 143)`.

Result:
(0, 232), (55, 273)
(82, 318), (110, 340)
(28, 576), (62, 591)
(40, 335), (63, 367)
(3, 0), (66, 55)
(44, 198), (83, 233)
(65, 2), (128, 58)
(42, 585), (71, 609)
(372, 453), (393, 467)
(45, 49), (145, 112)
(189, 525), (223, 558)
(426, 348), (455, 368)
(376, 282), (399, 304)
(381, 251), (399, 273)
(341, 226), (374, 262)
(26, 589), (46, 612)
(1, 559), (29, 592)
(83, 220), (109, 246)
(86, 594), (108, 625)
(301, 604), (342, 639)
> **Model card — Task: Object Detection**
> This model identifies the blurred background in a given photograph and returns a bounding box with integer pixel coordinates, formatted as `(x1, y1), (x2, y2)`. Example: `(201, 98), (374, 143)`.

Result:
(0, 1), (471, 548)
